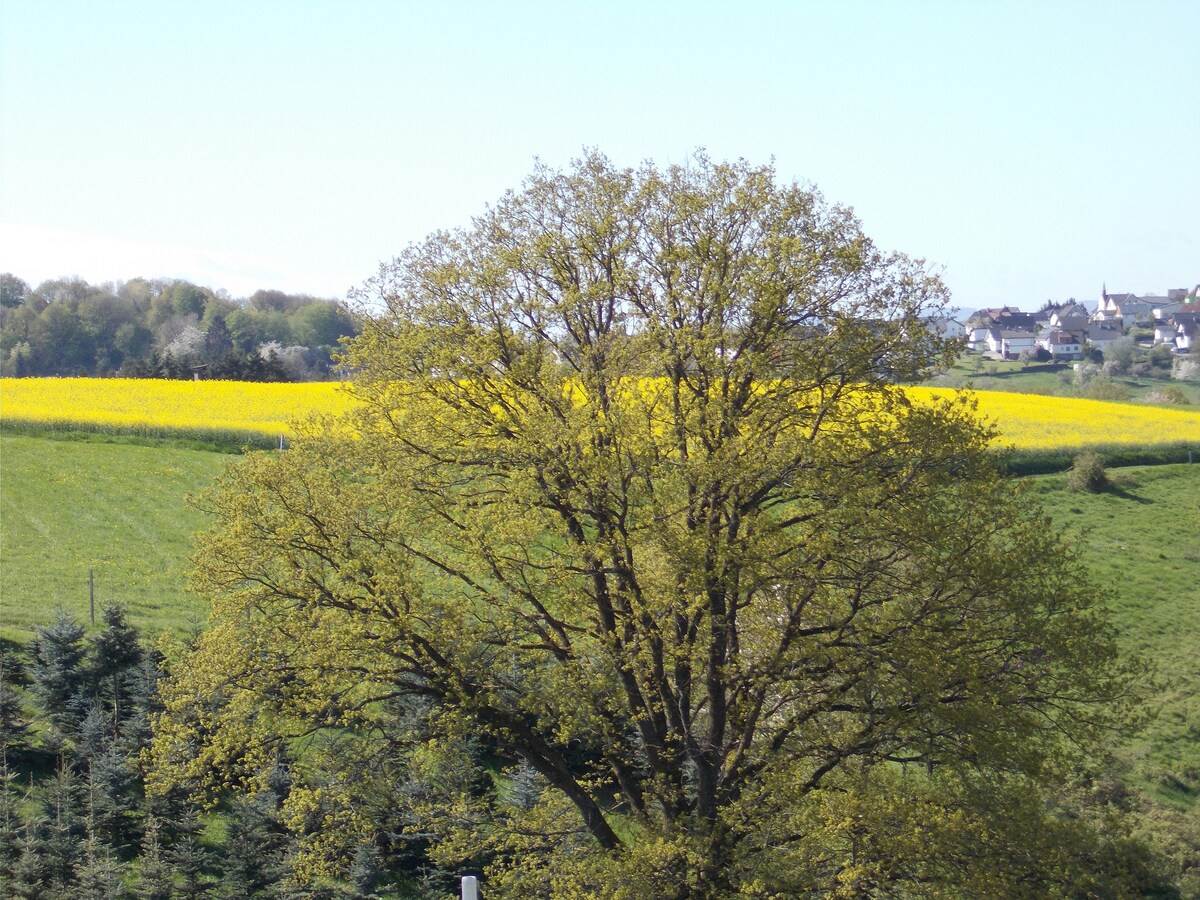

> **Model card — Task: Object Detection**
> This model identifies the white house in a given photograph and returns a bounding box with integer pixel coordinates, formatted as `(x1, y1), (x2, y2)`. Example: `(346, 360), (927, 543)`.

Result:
(985, 327), (1037, 359)
(1049, 303), (1090, 330)
(1093, 287), (1157, 328)
(924, 315), (966, 339)
(1152, 301), (1185, 323)
(1177, 322), (1197, 353)
(1153, 322), (1177, 346)
(1037, 329), (1083, 360)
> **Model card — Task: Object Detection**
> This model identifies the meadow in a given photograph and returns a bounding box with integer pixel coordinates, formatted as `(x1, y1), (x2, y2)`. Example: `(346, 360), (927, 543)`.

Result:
(925, 356), (1200, 404)
(0, 434), (227, 643)
(1028, 465), (1200, 809)
(3, 434), (1197, 812)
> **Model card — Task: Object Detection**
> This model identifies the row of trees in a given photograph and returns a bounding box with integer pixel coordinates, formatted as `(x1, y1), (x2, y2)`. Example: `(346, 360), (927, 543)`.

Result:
(0, 275), (357, 380)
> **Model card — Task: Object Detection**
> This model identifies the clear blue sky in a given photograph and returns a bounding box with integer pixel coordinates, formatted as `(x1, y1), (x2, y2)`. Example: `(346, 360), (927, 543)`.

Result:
(2, 0), (1196, 312)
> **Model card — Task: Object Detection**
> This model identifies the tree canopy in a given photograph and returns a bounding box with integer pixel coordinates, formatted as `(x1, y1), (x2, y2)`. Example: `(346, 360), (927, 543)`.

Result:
(150, 153), (1147, 897)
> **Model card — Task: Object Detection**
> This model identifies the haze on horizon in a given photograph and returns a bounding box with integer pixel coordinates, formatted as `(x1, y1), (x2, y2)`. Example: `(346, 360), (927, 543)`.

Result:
(1, 0), (1196, 310)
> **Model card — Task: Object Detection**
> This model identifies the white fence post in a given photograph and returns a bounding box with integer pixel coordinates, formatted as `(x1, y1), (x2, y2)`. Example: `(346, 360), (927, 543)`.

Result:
(461, 874), (479, 899)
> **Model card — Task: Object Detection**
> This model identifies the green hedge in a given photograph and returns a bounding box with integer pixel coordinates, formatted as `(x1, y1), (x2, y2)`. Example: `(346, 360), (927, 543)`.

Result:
(996, 442), (1200, 475)
(0, 420), (273, 453)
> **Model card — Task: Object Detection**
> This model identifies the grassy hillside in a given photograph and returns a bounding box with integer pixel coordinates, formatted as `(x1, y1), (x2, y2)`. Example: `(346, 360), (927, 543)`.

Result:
(0, 433), (228, 642)
(1028, 463), (1200, 809)
(2, 434), (1198, 797)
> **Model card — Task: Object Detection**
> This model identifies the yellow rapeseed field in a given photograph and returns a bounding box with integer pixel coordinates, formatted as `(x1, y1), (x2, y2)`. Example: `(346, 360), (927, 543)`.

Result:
(0, 378), (360, 444)
(2, 378), (1198, 451)
(911, 388), (1200, 450)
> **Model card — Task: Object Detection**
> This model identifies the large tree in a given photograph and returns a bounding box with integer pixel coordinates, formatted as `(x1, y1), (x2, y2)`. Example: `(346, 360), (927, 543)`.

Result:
(150, 153), (1145, 897)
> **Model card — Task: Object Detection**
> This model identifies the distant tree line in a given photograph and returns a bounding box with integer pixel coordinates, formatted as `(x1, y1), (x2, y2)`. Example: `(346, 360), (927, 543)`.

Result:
(0, 274), (358, 381)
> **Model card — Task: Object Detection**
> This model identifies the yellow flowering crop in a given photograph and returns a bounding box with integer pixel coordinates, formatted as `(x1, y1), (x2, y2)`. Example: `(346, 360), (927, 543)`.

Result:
(910, 388), (1200, 450)
(2, 378), (1198, 451)
(0, 378), (360, 444)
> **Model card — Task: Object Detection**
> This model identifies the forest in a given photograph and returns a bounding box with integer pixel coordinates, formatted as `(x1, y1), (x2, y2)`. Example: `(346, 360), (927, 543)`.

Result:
(0, 274), (357, 381)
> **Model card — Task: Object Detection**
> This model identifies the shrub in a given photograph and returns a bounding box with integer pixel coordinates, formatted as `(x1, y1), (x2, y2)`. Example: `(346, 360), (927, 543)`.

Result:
(1067, 451), (1109, 492)
(1073, 362), (1102, 388)
(1145, 387), (1190, 405)
(1083, 379), (1132, 402)
(1174, 358), (1199, 382)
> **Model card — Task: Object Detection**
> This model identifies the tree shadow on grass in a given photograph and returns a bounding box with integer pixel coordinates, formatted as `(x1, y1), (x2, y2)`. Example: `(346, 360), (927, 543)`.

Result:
(1105, 480), (1153, 504)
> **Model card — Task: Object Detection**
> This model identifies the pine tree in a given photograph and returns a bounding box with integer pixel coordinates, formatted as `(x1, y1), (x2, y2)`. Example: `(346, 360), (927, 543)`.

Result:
(0, 650), (30, 755)
(88, 741), (140, 849)
(133, 815), (175, 900)
(0, 752), (26, 884)
(76, 822), (127, 899)
(39, 761), (85, 893)
(218, 792), (286, 898)
(507, 761), (544, 812)
(165, 823), (210, 899)
(87, 604), (144, 728)
(117, 654), (162, 757)
(8, 823), (48, 900)
(29, 614), (88, 736)
(349, 844), (383, 898)
(77, 702), (111, 762)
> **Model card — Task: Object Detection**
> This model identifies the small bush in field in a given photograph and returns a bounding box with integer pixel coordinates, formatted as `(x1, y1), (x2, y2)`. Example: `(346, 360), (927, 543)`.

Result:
(1145, 387), (1190, 405)
(1083, 378), (1133, 402)
(1067, 451), (1109, 492)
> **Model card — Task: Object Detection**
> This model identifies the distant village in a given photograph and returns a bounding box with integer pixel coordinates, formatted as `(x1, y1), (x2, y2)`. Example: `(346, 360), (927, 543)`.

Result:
(930, 286), (1200, 361)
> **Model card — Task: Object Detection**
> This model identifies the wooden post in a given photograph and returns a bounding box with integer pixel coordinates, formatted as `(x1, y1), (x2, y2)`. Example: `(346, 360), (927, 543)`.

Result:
(89, 569), (95, 625)
(461, 875), (479, 900)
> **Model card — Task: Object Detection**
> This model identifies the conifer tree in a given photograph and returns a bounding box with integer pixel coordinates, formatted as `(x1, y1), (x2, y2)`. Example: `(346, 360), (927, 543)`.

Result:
(77, 703), (110, 762)
(0, 650), (30, 756)
(349, 844), (383, 898)
(164, 822), (210, 899)
(0, 755), (27, 887)
(88, 741), (140, 849)
(9, 823), (48, 900)
(39, 761), (85, 893)
(134, 815), (176, 900)
(30, 614), (89, 737)
(87, 603), (144, 728)
(76, 822), (127, 899)
(118, 654), (162, 758)
(218, 792), (287, 898)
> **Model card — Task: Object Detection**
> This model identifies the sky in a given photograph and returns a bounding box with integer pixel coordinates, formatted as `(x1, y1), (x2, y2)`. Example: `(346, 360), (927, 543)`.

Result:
(1, 0), (1196, 313)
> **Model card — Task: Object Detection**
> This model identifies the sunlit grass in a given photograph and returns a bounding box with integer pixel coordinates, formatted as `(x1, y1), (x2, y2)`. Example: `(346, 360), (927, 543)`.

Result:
(0, 434), (228, 643)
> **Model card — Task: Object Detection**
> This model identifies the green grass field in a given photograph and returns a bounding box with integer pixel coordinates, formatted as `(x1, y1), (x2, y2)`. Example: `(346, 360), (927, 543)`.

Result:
(2, 431), (1198, 810)
(0, 433), (229, 643)
(1027, 463), (1200, 808)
